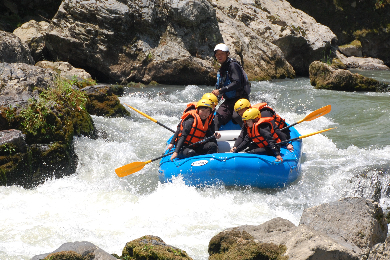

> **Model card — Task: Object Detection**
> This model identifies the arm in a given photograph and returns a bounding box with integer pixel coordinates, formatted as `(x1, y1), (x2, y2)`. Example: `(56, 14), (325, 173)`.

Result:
(258, 124), (281, 157)
(273, 121), (293, 151)
(232, 125), (247, 151)
(168, 124), (181, 149)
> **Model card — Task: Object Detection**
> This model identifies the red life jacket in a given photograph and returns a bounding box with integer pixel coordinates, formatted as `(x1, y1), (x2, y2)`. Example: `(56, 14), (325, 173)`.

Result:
(246, 117), (281, 148)
(178, 110), (211, 145)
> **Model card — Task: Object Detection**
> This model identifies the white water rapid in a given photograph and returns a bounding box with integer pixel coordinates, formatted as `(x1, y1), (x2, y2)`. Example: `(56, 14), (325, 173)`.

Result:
(1, 76), (390, 260)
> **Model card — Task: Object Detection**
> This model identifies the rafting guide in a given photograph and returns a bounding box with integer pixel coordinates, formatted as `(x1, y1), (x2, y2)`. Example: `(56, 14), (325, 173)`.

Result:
(212, 43), (251, 131)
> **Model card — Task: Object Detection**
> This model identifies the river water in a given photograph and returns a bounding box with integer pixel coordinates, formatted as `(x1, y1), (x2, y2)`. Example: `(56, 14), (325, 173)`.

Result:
(1, 73), (390, 260)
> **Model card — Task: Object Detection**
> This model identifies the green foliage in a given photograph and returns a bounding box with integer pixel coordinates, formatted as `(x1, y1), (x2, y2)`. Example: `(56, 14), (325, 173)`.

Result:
(375, 0), (390, 9)
(320, 49), (333, 65)
(68, 75), (97, 89)
(19, 76), (88, 138)
(0, 144), (17, 155)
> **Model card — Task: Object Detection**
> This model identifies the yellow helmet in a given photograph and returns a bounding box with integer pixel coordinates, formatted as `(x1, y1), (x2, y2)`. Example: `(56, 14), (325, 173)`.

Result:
(202, 93), (218, 106)
(242, 108), (261, 121)
(234, 99), (251, 112)
(196, 99), (213, 109)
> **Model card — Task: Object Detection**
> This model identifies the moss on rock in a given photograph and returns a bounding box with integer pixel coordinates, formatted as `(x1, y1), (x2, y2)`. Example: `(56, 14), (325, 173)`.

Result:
(208, 230), (288, 260)
(122, 235), (193, 260)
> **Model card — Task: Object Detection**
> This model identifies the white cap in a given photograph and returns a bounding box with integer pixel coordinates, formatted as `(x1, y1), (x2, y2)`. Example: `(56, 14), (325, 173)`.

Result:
(214, 43), (229, 52)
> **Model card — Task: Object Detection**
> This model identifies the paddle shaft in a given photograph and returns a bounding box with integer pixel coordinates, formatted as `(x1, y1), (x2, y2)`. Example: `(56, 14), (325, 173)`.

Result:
(277, 127), (335, 145)
(125, 103), (175, 133)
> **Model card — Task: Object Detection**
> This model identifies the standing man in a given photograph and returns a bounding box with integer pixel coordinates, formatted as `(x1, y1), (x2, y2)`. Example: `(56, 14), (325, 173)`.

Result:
(212, 43), (251, 130)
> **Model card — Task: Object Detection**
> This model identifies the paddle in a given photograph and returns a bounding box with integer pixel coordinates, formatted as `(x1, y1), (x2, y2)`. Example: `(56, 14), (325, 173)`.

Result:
(280, 105), (331, 131)
(115, 135), (216, 177)
(277, 127), (335, 145)
(125, 103), (175, 133)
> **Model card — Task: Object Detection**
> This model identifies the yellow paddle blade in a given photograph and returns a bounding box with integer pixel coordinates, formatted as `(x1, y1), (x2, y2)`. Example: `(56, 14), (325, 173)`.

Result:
(115, 160), (152, 177)
(125, 103), (157, 123)
(298, 105), (331, 123)
(299, 127), (335, 140)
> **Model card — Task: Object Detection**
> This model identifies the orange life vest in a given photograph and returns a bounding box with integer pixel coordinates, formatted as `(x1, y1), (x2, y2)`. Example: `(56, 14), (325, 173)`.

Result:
(251, 102), (268, 111)
(183, 102), (197, 113)
(246, 117), (281, 148)
(182, 102), (214, 126)
(259, 105), (287, 129)
(178, 110), (211, 145)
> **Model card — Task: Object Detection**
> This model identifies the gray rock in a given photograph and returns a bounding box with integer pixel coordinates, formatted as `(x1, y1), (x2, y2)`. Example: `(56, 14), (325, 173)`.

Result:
(337, 51), (390, 70)
(309, 60), (390, 92)
(367, 237), (390, 260)
(228, 217), (361, 259)
(0, 30), (34, 64)
(31, 241), (117, 260)
(36, 61), (92, 80)
(0, 129), (27, 153)
(0, 62), (56, 107)
(299, 197), (388, 255)
(14, 0), (338, 83)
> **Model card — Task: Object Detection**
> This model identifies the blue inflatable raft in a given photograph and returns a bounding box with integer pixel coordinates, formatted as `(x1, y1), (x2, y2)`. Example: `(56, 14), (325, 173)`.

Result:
(158, 121), (303, 189)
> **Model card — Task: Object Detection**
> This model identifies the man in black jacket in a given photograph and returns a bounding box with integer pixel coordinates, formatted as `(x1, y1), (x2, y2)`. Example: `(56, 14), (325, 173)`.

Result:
(212, 43), (251, 131)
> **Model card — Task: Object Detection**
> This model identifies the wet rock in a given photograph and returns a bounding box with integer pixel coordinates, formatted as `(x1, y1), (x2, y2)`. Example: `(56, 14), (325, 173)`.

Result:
(82, 85), (130, 117)
(31, 241), (117, 260)
(299, 197), (388, 256)
(208, 221), (289, 260)
(122, 235), (193, 260)
(309, 61), (390, 92)
(210, 217), (360, 259)
(0, 129), (28, 186)
(0, 30), (34, 64)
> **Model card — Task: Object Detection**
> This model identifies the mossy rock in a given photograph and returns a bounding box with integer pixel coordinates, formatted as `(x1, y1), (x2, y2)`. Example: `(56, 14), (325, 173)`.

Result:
(42, 251), (84, 260)
(122, 235), (193, 260)
(209, 230), (287, 260)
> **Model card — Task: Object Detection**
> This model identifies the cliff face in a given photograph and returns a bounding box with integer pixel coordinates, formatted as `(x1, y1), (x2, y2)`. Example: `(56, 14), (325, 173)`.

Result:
(286, 0), (390, 65)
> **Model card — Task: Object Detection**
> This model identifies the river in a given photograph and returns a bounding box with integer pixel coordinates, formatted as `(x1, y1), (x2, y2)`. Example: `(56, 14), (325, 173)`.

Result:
(1, 73), (390, 259)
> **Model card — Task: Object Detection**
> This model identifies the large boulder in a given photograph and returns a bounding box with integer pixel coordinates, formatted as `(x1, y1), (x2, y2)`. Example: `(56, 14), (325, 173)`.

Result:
(299, 197), (388, 256)
(0, 62), (94, 187)
(14, 0), (337, 83)
(15, 0), (222, 85)
(208, 197), (388, 259)
(31, 241), (117, 260)
(309, 61), (390, 92)
(0, 30), (34, 64)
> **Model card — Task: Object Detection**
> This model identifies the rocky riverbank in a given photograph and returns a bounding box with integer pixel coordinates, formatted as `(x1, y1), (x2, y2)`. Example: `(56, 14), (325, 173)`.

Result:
(30, 197), (390, 260)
